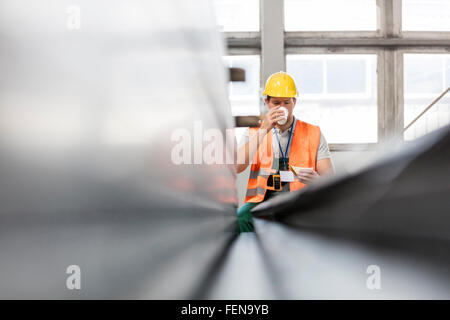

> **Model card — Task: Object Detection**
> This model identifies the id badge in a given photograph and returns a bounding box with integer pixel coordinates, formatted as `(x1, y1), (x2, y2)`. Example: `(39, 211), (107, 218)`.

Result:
(280, 170), (294, 182)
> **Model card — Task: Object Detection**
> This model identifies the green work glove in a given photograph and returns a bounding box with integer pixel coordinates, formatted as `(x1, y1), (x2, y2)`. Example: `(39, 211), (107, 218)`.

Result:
(237, 203), (257, 233)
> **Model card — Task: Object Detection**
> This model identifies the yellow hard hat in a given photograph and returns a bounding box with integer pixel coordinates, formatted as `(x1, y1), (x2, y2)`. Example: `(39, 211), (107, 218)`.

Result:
(263, 71), (298, 98)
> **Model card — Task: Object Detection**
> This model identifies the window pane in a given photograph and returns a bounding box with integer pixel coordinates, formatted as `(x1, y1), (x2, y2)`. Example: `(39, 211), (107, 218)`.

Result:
(223, 55), (260, 116)
(284, 0), (377, 31)
(403, 0), (450, 31)
(287, 54), (377, 143)
(213, 0), (259, 32)
(405, 56), (443, 94)
(286, 58), (323, 93)
(327, 59), (366, 93)
(404, 54), (450, 141)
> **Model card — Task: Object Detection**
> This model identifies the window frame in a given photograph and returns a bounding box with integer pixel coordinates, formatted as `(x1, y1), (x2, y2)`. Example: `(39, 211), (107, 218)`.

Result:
(285, 51), (377, 99)
(286, 48), (382, 147)
(400, 48), (450, 141)
(220, 0), (450, 150)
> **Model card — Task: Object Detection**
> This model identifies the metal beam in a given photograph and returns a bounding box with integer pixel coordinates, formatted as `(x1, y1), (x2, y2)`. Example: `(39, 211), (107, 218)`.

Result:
(381, 0), (404, 140)
(225, 32), (261, 49)
(284, 37), (450, 48)
(261, 0), (285, 83)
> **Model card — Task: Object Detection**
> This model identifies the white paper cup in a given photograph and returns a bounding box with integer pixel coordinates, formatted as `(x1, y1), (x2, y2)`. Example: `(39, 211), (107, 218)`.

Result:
(277, 107), (288, 125)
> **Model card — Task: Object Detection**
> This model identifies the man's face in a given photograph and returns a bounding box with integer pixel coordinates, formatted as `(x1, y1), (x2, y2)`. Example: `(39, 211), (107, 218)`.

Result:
(265, 97), (296, 117)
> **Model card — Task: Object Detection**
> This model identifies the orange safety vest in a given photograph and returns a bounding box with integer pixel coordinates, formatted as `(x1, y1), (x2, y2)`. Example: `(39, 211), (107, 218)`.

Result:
(245, 119), (321, 203)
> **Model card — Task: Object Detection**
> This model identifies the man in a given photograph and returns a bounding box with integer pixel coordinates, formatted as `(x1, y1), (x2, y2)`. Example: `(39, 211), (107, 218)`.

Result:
(236, 71), (335, 232)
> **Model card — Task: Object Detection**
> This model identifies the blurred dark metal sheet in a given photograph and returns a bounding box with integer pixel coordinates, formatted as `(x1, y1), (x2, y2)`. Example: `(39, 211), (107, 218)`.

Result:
(253, 125), (450, 241)
(246, 125), (450, 299)
(252, 219), (450, 299)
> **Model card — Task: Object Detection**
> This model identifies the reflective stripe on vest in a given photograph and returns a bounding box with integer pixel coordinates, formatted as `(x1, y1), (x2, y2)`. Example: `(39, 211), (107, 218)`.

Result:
(246, 186), (266, 197)
(244, 119), (321, 203)
(249, 168), (271, 180)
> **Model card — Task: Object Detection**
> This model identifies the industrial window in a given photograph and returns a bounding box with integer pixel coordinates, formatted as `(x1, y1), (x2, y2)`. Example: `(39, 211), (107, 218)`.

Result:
(212, 0), (260, 32)
(220, 0), (450, 147)
(403, 0), (450, 31)
(284, 0), (377, 31)
(287, 54), (377, 143)
(404, 54), (450, 141)
(223, 55), (261, 116)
